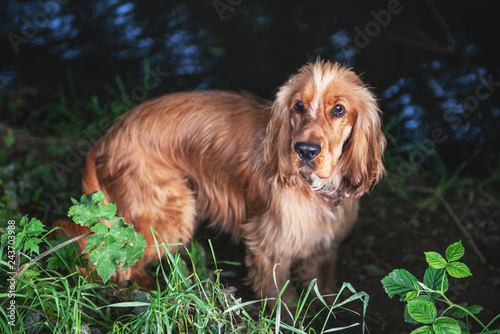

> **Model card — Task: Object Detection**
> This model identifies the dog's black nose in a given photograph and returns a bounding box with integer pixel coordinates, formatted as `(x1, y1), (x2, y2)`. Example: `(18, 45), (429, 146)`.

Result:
(294, 141), (322, 161)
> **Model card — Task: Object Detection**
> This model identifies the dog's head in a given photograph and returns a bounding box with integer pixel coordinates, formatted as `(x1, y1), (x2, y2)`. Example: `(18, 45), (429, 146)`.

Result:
(264, 60), (386, 197)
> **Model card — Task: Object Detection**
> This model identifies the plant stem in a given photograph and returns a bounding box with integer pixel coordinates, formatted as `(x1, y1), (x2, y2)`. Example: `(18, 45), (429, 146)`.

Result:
(440, 292), (489, 330)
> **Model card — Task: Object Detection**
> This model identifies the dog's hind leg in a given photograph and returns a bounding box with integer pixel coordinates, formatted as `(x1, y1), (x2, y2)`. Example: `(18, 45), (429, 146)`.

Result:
(111, 174), (198, 289)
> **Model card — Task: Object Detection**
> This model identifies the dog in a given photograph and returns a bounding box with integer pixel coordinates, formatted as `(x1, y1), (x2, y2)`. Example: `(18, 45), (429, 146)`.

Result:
(54, 60), (385, 305)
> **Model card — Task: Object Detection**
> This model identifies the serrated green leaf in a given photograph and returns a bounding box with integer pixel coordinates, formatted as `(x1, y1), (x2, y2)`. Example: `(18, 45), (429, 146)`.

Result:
(91, 223), (109, 235)
(68, 191), (117, 227)
(69, 191), (147, 284)
(467, 305), (483, 315)
(410, 325), (433, 334)
(23, 218), (45, 236)
(122, 238), (147, 270)
(86, 223), (146, 283)
(406, 294), (435, 324)
(423, 267), (448, 293)
(24, 237), (42, 255)
(89, 245), (121, 283)
(408, 300), (437, 324)
(382, 269), (420, 298)
(84, 234), (103, 253)
(446, 262), (472, 278)
(23, 268), (41, 278)
(432, 317), (461, 334)
(425, 252), (447, 269)
(89, 191), (105, 204)
(107, 224), (146, 270)
(46, 254), (62, 271)
(445, 241), (465, 262)
(20, 215), (29, 227)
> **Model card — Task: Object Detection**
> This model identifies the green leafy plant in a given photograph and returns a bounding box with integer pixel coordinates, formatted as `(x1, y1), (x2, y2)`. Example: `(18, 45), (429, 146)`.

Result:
(8, 191), (146, 283)
(67, 191), (147, 283)
(382, 241), (500, 334)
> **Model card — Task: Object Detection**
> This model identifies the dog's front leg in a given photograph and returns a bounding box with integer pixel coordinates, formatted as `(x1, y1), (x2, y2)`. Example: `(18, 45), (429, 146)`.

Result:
(295, 242), (339, 306)
(245, 252), (298, 307)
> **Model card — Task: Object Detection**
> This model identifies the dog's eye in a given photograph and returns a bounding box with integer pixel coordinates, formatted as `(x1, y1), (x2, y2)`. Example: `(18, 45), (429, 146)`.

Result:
(331, 104), (346, 117)
(293, 102), (304, 114)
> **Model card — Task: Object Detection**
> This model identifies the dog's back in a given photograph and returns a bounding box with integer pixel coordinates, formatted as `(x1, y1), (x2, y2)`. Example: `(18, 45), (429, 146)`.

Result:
(54, 90), (274, 286)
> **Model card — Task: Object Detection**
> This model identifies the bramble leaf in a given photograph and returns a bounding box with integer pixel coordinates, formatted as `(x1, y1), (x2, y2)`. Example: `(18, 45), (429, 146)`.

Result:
(88, 243), (121, 283)
(382, 269), (419, 298)
(91, 223), (109, 235)
(15, 217), (46, 255)
(446, 262), (472, 278)
(85, 234), (103, 253)
(66, 191), (146, 284)
(19, 215), (29, 228)
(68, 191), (117, 226)
(408, 300), (436, 324)
(21, 217), (45, 235)
(448, 302), (482, 319)
(445, 241), (464, 262)
(410, 325), (433, 334)
(405, 295), (434, 324)
(24, 237), (42, 255)
(423, 267), (448, 293)
(109, 224), (147, 271)
(467, 305), (483, 315)
(432, 317), (460, 334)
(84, 220), (146, 283)
(425, 252), (447, 269)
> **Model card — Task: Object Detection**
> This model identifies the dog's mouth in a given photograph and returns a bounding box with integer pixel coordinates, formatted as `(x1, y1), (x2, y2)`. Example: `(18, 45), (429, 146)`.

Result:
(298, 158), (316, 171)
(295, 157), (318, 179)
(296, 158), (333, 182)
(297, 161), (320, 183)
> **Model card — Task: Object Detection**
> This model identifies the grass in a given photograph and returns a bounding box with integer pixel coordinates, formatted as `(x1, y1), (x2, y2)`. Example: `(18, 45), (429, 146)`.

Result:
(0, 228), (370, 333)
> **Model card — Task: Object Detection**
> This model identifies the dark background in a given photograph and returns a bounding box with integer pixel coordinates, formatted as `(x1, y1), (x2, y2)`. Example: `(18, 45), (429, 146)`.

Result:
(1, 0), (499, 333)
(2, 0), (500, 174)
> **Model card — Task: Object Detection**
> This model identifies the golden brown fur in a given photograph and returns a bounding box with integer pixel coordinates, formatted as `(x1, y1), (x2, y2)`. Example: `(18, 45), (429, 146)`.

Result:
(54, 60), (385, 304)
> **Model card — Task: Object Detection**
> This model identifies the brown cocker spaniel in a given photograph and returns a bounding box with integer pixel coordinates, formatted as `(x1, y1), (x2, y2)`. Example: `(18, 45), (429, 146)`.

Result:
(55, 60), (386, 305)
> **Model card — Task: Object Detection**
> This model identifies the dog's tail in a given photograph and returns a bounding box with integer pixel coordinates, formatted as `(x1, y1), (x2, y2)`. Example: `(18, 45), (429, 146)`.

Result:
(50, 220), (91, 251)
(51, 220), (91, 239)
(50, 220), (93, 278)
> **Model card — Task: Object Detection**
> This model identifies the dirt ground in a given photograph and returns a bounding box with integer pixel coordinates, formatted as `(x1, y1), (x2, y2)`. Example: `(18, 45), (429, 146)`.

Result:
(208, 183), (500, 333)
(336, 189), (500, 333)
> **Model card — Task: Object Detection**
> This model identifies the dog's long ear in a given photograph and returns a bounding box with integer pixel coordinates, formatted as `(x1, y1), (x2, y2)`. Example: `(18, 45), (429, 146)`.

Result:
(263, 95), (293, 185)
(264, 65), (314, 185)
(338, 88), (386, 197)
